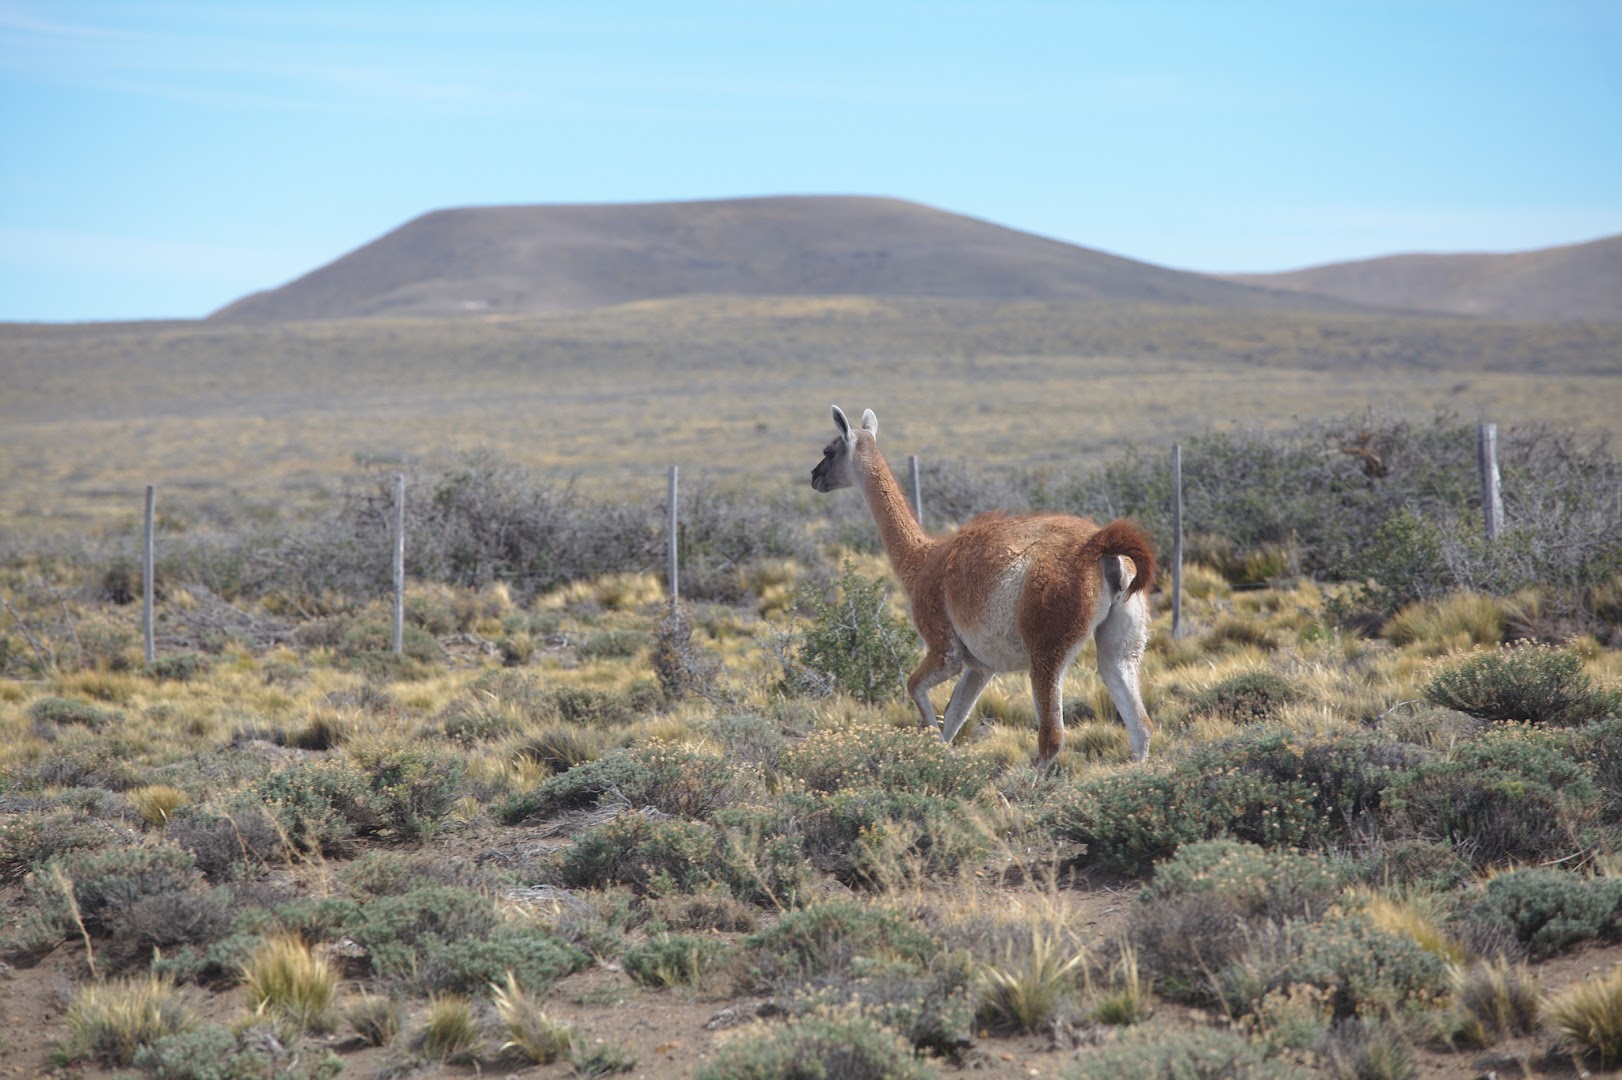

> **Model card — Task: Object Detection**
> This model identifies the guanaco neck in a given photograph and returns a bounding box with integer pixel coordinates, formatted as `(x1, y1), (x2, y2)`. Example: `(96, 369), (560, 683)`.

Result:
(854, 434), (931, 586)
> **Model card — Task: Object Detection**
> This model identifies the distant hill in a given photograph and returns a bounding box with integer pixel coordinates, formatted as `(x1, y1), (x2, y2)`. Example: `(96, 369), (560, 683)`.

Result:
(1228, 234), (1622, 322)
(211, 195), (1327, 321)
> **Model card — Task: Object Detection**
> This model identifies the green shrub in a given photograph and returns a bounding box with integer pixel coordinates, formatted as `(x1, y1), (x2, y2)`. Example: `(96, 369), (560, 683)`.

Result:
(796, 788), (992, 888)
(1424, 643), (1609, 726)
(1063, 1025), (1307, 1080)
(56, 842), (204, 935)
(28, 695), (117, 732)
(577, 629), (651, 660)
(1341, 510), (1451, 619)
(794, 954), (975, 1059)
(254, 745), (464, 853)
(1218, 913), (1450, 1020)
(783, 561), (918, 703)
(744, 900), (937, 989)
(337, 884), (492, 970)
(1465, 869), (1622, 958)
(0, 810), (111, 880)
(694, 1012), (939, 1080)
(623, 933), (732, 988)
(149, 653), (214, 683)
(500, 743), (741, 823)
(414, 929), (589, 996)
(557, 813), (722, 897)
(132, 1022), (342, 1079)
(1191, 672), (1300, 723)
(710, 806), (815, 908)
(1054, 766), (1322, 874)
(1385, 731), (1603, 868)
(778, 723), (996, 800)
(1138, 840), (1346, 921)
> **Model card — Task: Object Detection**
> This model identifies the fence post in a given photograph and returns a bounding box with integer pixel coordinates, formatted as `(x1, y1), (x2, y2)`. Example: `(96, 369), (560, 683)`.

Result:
(392, 474), (405, 655)
(1477, 422), (1502, 542)
(1171, 444), (1184, 638)
(908, 454), (923, 525)
(143, 484), (155, 668)
(667, 466), (679, 606)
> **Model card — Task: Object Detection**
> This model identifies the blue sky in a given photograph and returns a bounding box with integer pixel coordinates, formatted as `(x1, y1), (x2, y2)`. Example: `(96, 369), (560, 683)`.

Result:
(2, 1), (1618, 322)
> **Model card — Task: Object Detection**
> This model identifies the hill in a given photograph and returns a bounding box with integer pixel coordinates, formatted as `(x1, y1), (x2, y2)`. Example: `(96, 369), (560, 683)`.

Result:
(210, 196), (1329, 321)
(1228, 233), (1622, 322)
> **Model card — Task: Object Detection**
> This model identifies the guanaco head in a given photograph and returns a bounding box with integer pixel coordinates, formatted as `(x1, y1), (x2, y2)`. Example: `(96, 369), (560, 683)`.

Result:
(810, 405), (877, 493)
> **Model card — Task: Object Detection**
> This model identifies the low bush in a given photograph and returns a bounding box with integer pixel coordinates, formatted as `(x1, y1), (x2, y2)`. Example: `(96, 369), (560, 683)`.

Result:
(499, 743), (742, 823)
(253, 745), (465, 853)
(1191, 672), (1300, 723)
(0, 809), (111, 880)
(577, 629), (651, 660)
(1063, 1025), (1306, 1080)
(1384, 731), (1603, 868)
(54, 842), (204, 935)
(778, 723), (996, 800)
(413, 928), (590, 996)
(132, 1023), (344, 1079)
(796, 788), (992, 888)
(1424, 643), (1610, 726)
(744, 900), (937, 989)
(149, 652), (214, 682)
(1464, 869), (1622, 958)
(1138, 840), (1346, 922)
(693, 1011), (939, 1080)
(557, 813), (722, 897)
(651, 603), (721, 701)
(795, 954), (976, 1059)
(623, 932), (732, 989)
(1316, 1017), (1415, 1080)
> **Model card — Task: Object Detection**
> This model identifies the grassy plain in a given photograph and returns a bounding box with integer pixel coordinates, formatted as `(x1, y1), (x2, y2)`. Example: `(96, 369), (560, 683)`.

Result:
(2, 296), (1619, 534)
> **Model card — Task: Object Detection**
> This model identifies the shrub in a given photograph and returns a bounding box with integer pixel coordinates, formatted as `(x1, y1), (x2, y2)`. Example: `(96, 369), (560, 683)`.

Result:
(339, 884), (495, 975)
(1423, 643), (1609, 726)
(0, 810), (110, 880)
(1385, 732), (1603, 868)
(149, 652), (214, 682)
(783, 561), (918, 703)
(794, 954), (976, 1059)
(1138, 840), (1345, 922)
(106, 887), (235, 973)
(745, 900), (937, 989)
(1191, 671), (1300, 723)
(165, 803), (282, 882)
(1464, 869), (1622, 958)
(56, 842), (204, 935)
(558, 813), (722, 897)
(61, 974), (194, 1067)
(501, 743), (741, 823)
(1063, 1025), (1306, 1080)
(779, 723), (996, 800)
(577, 629), (651, 660)
(651, 602), (720, 701)
(254, 745), (465, 853)
(28, 695), (117, 733)
(797, 788), (992, 888)
(131, 1023), (343, 1080)
(693, 1011), (938, 1080)
(1053, 765), (1322, 874)
(413, 929), (589, 997)
(1546, 967), (1622, 1069)
(623, 933), (732, 989)
(570, 1040), (640, 1078)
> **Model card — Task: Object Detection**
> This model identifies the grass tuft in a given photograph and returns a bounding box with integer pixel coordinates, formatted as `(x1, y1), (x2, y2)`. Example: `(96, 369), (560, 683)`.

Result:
(240, 935), (338, 1033)
(1546, 967), (1622, 1068)
(62, 974), (194, 1066)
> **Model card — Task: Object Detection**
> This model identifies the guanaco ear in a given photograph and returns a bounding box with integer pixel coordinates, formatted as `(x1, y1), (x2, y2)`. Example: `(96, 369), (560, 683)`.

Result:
(861, 409), (878, 437)
(831, 405), (851, 438)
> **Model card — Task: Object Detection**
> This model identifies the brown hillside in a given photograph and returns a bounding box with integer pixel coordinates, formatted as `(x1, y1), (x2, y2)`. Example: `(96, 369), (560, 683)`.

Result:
(211, 195), (1329, 321)
(1228, 233), (1622, 322)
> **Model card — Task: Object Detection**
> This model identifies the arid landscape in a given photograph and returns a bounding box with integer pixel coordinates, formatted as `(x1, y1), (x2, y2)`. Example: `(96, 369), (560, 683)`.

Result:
(2, 198), (1621, 1079)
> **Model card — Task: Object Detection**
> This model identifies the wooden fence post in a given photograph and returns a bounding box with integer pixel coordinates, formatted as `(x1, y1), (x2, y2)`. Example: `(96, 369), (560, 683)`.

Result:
(1477, 423), (1502, 542)
(143, 485), (155, 668)
(392, 474), (405, 655)
(908, 454), (923, 525)
(667, 466), (679, 606)
(1171, 444), (1184, 638)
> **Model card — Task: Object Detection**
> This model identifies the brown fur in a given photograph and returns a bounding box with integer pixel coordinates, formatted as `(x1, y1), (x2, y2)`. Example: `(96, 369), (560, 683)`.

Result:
(811, 407), (1158, 763)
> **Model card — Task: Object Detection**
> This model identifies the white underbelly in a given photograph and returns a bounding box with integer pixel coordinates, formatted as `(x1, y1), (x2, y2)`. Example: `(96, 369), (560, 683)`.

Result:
(948, 565), (1031, 673)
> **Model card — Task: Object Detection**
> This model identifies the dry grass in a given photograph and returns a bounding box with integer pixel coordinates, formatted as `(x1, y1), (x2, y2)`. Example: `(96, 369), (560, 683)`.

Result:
(62, 975), (193, 1066)
(491, 972), (575, 1064)
(1545, 967), (1622, 1067)
(240, 935), (339, 1033)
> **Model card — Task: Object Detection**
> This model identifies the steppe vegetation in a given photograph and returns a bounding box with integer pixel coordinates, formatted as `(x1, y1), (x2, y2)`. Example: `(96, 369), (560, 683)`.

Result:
(2, 412), (1621, 1079)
